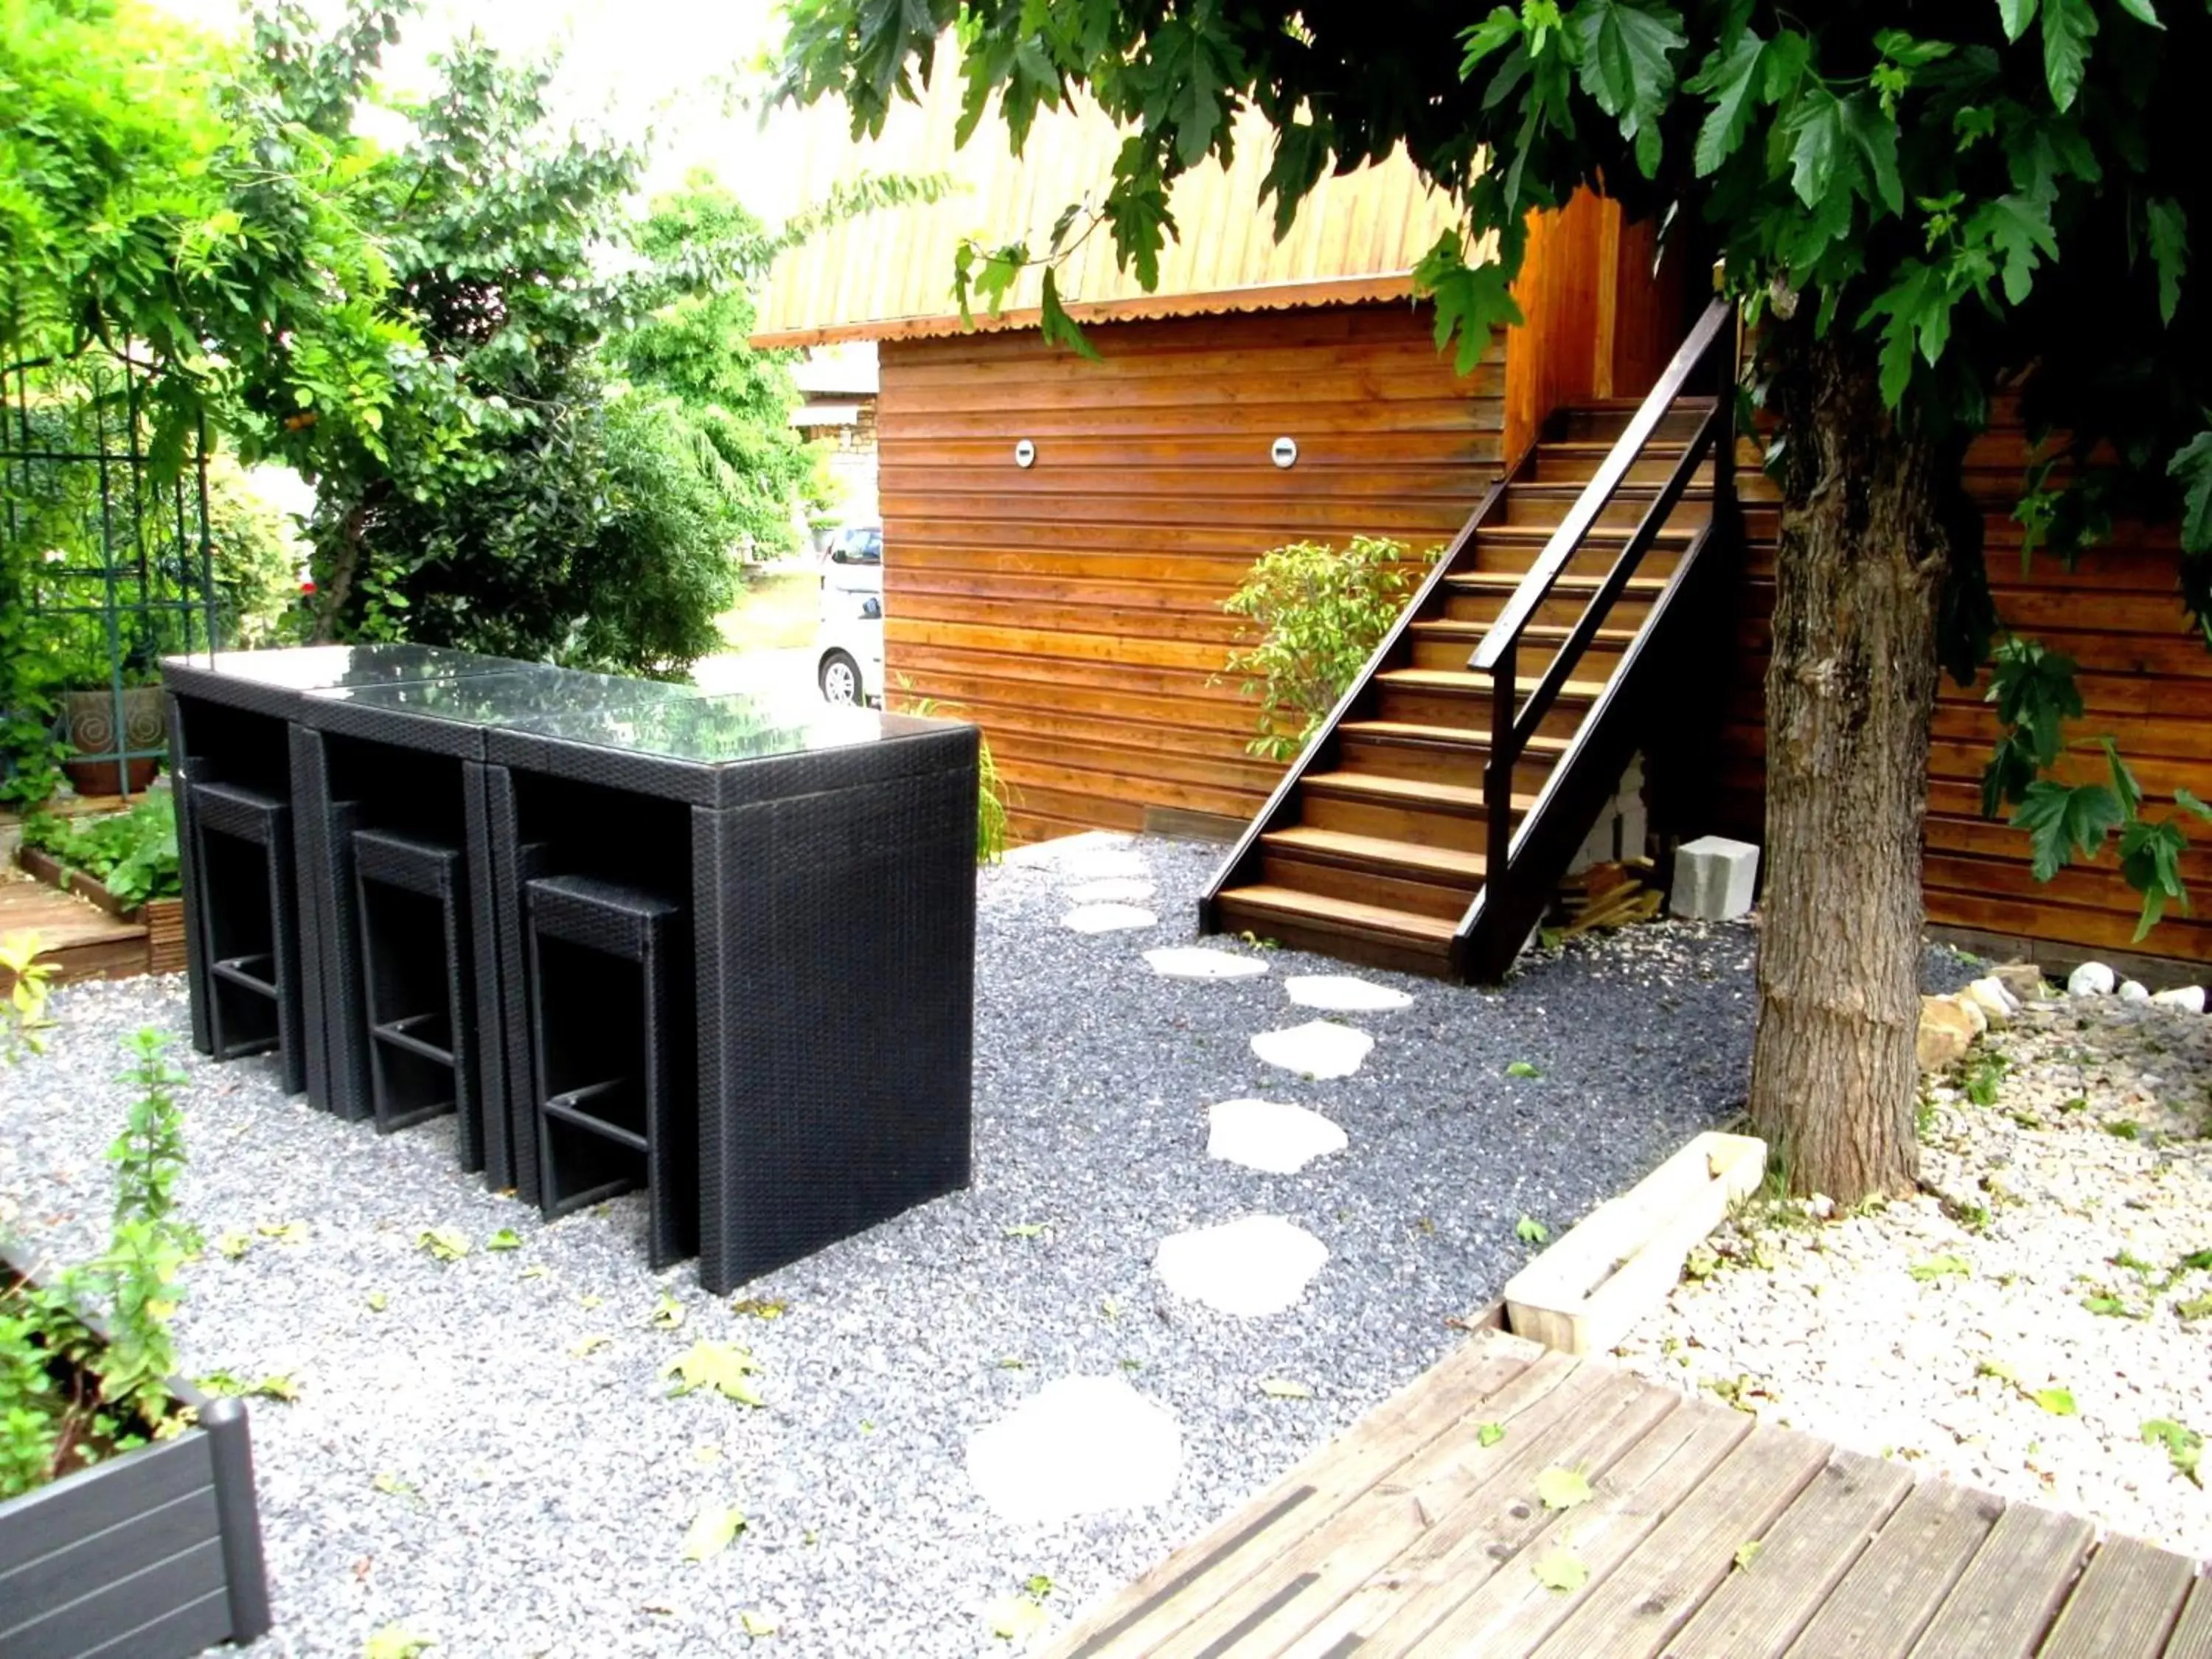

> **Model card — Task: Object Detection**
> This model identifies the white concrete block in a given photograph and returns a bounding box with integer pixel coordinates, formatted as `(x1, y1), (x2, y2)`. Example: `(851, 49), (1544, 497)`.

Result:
(1669, 836), (1760, 922)
(2068, 961), (2117, 996)
(2152, 984), (2206, 1013)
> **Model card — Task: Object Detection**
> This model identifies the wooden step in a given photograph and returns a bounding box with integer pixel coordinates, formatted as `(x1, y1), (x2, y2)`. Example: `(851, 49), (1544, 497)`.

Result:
(1531, 442), (1709, 486)
(1212, 882), (1458, 975)
(1472, 523), (1701, 574)
(1501, 482), (1714, 531)
(1263, 824), (1488, 883)
(1336, 719), (1571, 759)
(1552, 398), (1714, 443)
(1335, 720), (1566, 796)
(1373, 666), (1609, 701)
(1301, 768), (1541, 820)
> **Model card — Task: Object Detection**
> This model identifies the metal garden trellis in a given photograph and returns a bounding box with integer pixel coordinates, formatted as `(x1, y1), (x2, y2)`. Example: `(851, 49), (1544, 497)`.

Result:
(0, 347), (223, 801)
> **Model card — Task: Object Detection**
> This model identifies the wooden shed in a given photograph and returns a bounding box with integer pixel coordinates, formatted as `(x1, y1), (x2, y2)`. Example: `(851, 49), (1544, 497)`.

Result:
(754, 85), (2212, 979)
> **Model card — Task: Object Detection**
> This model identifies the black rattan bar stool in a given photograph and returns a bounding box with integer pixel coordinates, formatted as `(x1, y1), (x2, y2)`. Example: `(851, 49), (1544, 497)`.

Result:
(187, 780), (307, 1094)
(351, 828), (479, 1157)
(524, 874), (691, 1269)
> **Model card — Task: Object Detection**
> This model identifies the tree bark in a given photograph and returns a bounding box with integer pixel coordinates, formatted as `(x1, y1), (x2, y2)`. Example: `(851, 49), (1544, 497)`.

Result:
(1748, 321), (1950, 1203)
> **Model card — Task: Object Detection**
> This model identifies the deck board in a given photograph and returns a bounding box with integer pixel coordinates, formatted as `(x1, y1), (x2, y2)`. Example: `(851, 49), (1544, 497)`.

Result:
(1040, 1328), (2211, 1659)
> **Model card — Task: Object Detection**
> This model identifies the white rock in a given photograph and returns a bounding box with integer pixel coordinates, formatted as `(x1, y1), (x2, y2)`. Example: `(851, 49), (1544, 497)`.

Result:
(1063, 903), (1158, 935)
(1205, 1098), (1349, 1175)
(1142, 946), (1268, 981)
(1283, 974), (1414, 1013)
(1153, 1215), (1329, 1317)
(2151, 984), (2206, 1013)
(2067, 961), (2117, 996)
(2119, 979), (2152, 1004)
(1001, 829), (1135, 870)
(1251, 1020), (1373, 1079)
(964, 1376), (1183, 1523)
(1065, 877), (1157, 905)
(1669, 835), (1761, 921)
(1961, 978), (2014, 1029)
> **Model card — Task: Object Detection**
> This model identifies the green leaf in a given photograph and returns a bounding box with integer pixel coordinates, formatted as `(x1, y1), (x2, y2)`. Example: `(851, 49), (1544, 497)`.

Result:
(2115, 0), (2161, 23)
(1733, 1540), (1764, 1571)
(662, 1340), (764, 1406)
(363, 1627), (431, 1659)
(372, 1470), (417, 1498)
(1004, 1222), (1050, 1239)
(1908, 1253), (1972, 1281)
(1459, 7), (1523, 79)
(1478, 1422), (1506, 1447)
(1516, 1214), (1551, 1245)
(1997, 0), (2039, 40)
(215, 1230), (251, 1260)
(366, 1290), (389, 1312)
(2142, 1419), (2203, 1485)
(740, 1609), (779, 1638)
(1506, 1060), (1542, 1079)
(1573, 0), (1687, 124)
(987, 1595), (1050, 1641)
(1533, 1547), (1590, 1590)
(1259, 1377), (1315, 1399)
(650, 1294), (686, 1329)
(1839, 94), (1904, 217)
(1686, 32), (1763, 177)
(1536, 1465), (1593, 1509)
(1974, 192), (2059, 305)
(1038, 268), (1099, 361)
(2013, 781), (2124, 881)
(2039, 0), (2098, 110)
(2146, 199), (2188, 326)
(2168, 430), (2212, 555)
(2031, 1386), (2077, 1416)
(682, 1502), (748, 1562)
(485, 1228), (523, 1251)
(417, 1227), (470, 1262)
(1415, 234), (1522, 375)
(257, 1219), (311, 1245)
(1786, 88), (1845, 209)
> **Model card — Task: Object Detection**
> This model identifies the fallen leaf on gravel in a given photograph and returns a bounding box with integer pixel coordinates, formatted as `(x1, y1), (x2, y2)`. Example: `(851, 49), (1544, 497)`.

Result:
(215, 1231), (251, 1260)
(1907, 1254), (1972, 1281)
(1536, 1467), (1593, 1510)
(569, 1334), (611, 1357)
(363, 1627), (430, 1659)
(2142, 1419), (2204, 1486)
(484, 1228), (522, 1251)
(650, 1295), (686, 1329)
(1478, 1422), (1506, 1447)
(731, 1296), (786, 1319)
(681, 1503), (746, 1562)
(739, 1610), (778, 1638)
(1532, 1548), (1588, 1590)
(417, 1228), (469, 1262)
(2031, 1387), (2078, 1416)
(1516, 1216), (1551, 1245)
(662, 1341), (763, 1405)
(1506, 1061), (1541, 1079)
(1259, 1378), (1313, 1399)
(1004, 1222), (1049, 1239)
(365, 1291), (388, 1312)
(371, 1472), (416, 1498)
(258, 1220), (311, 1245)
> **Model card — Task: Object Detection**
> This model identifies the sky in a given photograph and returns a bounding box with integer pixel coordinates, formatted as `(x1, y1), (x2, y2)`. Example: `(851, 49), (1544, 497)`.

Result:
(144, 0), (821, 212)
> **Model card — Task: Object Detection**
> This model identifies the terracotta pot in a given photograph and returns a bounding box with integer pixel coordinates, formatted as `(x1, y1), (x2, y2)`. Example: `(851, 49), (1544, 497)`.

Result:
(60, 684), (165, 796)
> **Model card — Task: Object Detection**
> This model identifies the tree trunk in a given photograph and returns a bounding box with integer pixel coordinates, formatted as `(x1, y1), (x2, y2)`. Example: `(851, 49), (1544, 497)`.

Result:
(1747, 321), (1950, 1203)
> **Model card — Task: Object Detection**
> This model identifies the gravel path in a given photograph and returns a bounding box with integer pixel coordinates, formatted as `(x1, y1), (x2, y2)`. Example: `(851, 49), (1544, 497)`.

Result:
(8, 837), (1791, 1657)
(1615, 987), (2212, 1559)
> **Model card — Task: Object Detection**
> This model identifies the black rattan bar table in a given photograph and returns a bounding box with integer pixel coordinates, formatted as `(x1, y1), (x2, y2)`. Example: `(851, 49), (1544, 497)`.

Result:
(484, 692), (979, 1293)
(293, 667), (711, 1186)
(164, 646), (512, 1102)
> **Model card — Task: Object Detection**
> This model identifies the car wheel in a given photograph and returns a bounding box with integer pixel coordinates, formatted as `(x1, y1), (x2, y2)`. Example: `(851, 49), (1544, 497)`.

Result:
(819, 650), (863, 706)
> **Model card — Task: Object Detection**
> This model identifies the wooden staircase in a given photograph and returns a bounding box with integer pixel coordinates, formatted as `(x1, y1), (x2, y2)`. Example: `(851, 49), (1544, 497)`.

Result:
(1201, 299), (1744, 981)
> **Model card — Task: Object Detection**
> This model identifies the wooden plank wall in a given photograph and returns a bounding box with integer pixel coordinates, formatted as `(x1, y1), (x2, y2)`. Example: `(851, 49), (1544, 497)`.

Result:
(1717, 403), (2212, 965)
(875, 304), (1505, 841)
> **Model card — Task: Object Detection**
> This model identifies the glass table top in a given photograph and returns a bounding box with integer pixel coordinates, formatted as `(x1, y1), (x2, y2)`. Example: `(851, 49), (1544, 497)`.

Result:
(164, 644), (515, 690)
(306, 664), (709, 723)
(501, 689), (947, 765)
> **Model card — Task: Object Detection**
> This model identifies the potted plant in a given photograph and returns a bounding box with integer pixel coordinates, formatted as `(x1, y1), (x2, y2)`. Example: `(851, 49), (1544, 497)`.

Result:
(1, 1029), (272, 1652)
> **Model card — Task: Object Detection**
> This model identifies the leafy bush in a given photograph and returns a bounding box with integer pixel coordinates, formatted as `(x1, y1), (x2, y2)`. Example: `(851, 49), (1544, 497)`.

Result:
(0, 931), (56, 1065)
(1222, 535), (1438, 760)
(1, 1029), (201, 1499)
(21, 793), (181, 908)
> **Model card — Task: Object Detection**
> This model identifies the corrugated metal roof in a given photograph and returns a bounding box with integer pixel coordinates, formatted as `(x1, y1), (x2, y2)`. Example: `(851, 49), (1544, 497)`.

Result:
(751, 73), (1463, 347)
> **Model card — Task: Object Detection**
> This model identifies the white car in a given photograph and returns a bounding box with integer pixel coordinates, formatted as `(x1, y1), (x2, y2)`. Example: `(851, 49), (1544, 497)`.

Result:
(817, 526), (885, 706)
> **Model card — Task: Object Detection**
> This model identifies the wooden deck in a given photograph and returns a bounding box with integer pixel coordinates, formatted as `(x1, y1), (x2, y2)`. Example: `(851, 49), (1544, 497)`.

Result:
(1043, 1327), (2212, 1659)
(0, 872), (147, 987)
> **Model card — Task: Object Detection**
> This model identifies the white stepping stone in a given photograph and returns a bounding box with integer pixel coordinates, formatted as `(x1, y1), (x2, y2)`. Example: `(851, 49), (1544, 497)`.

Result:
(1065, 877), (1157, 905)
(964, 1375), (1183, 1523)
(1154, 1214), (1329, 1317)
(1206, 1098), (1348, 1175)
(1064, 903), (1158, 934)
(1003, 829), (1135, 870)
(1251, 1020), (1372, 1079)
(1284, 974), (1413, 1014)
(1144, 947), (1268, 981)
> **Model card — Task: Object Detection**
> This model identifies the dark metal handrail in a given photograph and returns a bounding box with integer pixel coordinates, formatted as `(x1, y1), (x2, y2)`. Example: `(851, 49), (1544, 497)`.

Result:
(1467, 296), (1738, 884)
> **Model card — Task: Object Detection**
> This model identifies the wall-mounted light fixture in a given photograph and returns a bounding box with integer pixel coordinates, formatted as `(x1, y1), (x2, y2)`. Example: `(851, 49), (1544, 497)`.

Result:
(1270, 436), (1299, 470)
(1014, 439), (1036, 468)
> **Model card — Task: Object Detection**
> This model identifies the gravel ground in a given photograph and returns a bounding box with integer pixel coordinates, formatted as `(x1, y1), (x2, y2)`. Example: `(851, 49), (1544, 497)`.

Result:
(1616, 986), (2212, 1558)
(5, 835), (1927, 1658)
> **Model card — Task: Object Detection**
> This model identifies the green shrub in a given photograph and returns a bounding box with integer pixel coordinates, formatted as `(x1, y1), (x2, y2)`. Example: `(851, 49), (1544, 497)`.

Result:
(1, 1029), (201, 1499)
(21, 793), (181, 908)
(1222, 535), (1439, 760)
